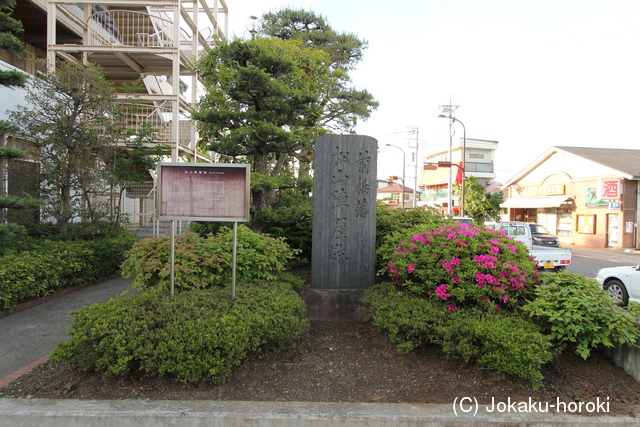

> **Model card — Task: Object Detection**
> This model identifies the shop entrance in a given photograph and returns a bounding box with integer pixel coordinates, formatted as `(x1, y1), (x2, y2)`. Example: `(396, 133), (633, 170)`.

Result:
(607, 214), (619, 248)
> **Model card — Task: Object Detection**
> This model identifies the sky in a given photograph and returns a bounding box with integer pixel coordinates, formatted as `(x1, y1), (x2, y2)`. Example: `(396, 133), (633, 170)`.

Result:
(227, 0), (640, 185)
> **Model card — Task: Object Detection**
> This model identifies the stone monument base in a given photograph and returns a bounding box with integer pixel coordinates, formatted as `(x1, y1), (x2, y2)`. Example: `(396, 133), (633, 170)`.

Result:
(299, 287), (368, 321)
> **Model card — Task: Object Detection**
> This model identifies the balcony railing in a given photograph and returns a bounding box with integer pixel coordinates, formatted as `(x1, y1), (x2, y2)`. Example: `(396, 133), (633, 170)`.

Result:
(87, 10), (199, 53)
(420, 191), (449, 202)
(465, 162), (494, 173)
(120, 103), (193, 147)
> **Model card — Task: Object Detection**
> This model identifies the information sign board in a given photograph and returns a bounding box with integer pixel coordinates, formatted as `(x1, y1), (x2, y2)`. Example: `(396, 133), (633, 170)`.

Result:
(157, 163), (250, 222)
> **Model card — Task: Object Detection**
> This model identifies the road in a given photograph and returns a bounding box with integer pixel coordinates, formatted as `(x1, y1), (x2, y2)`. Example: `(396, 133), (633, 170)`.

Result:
(566, 249), (640, 278)
(567, 255), (633, 278)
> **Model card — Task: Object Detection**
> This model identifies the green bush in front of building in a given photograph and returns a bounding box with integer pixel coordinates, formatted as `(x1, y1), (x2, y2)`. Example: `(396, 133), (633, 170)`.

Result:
(0, 228), (138, 311)
(51, 282), (309, 384)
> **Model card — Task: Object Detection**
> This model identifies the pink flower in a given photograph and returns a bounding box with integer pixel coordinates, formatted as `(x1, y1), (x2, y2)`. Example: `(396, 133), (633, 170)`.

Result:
(441, 260), (455, 274)
(485, 274), (498, 285)
(494, 303), (501, 310)
(435, 284), (450, 300)
(473, 254), (498, 269)
(502, 294), (509, 303)
(407, 264), (415, 273)
(475, 271), (486, 288)
(507, 245), (517, 253)
(451, 276), (461, 284)
(450, 257), (461, 266)
(446, 305), (459, 312)
(480, 297), (490, 303)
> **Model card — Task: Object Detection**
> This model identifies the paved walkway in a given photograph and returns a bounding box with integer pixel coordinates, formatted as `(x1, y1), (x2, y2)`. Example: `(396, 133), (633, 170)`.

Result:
(1, 250), (640, 425)
(0, 276), (135, 382)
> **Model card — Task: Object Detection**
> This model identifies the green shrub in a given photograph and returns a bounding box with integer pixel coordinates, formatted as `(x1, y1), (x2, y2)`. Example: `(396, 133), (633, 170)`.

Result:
(51, 283), (309, 384)
(375, 205), (446, 272)
(80, 231), (138, 279)
(386, 223), (540, 312)
(524, 272), (640, 359)
(121, 225), (297, 293)
(263, 220), (313, 262)
(0, 224), (40, 256)
(0, 229), (137, 310)
(189, 221), (227, 237)
(362, 282), (553, 388)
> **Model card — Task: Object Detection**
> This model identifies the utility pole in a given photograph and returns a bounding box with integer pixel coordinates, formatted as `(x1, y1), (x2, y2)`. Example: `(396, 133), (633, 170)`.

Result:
(439, 100), (459, 216)
(406, 126), (419, 208)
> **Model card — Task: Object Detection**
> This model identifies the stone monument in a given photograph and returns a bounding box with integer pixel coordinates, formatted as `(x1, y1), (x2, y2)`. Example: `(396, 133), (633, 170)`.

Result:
(311, 135), (378, 293)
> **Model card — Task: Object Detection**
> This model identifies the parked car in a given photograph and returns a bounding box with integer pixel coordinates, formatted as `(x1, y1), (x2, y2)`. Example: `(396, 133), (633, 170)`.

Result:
(496, 221), (571, 271)
(527, 223), (561, 247)
(452, 217), (474, 225)
(595, 265), (640, 306)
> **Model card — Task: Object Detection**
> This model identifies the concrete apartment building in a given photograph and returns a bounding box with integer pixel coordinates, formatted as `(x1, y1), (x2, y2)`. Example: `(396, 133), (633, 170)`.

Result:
(1, 0), (229, 233)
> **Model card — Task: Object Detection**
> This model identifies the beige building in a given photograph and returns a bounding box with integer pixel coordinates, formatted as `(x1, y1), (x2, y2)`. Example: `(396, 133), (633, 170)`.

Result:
(501, 146), (640, 250)
(417, 137), (499, 214)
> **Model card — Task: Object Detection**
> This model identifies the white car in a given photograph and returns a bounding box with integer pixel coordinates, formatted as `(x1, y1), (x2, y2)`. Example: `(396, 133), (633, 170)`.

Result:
(594, 265), (640, 306)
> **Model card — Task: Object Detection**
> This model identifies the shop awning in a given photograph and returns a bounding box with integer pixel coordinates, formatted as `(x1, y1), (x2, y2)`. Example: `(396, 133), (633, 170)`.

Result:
(501, 195), (574, 209)
(418, 164), (463, 187)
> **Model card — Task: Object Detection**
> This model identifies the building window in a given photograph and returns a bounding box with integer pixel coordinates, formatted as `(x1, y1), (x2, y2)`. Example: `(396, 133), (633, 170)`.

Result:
(557, 214), (572, 237)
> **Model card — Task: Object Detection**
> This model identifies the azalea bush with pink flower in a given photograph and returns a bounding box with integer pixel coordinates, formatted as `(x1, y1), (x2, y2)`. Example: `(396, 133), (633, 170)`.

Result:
(386, 223), (540, 312)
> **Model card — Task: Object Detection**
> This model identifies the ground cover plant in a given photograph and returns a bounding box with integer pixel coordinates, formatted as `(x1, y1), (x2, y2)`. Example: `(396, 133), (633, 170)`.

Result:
(3, 227), (640, 414)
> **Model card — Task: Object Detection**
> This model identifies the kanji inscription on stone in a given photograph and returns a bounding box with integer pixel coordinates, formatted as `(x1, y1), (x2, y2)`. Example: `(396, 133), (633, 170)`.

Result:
(312, 135), (377, 289)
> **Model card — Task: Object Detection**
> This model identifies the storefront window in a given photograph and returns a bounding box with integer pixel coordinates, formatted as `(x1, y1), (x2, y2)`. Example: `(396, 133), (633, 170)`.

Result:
(557, 213), (572, 237)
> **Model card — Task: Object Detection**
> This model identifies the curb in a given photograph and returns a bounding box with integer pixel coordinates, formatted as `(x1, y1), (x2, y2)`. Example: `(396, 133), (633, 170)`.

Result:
(0, 356), (49, 389)
(0, 399), (638, 427)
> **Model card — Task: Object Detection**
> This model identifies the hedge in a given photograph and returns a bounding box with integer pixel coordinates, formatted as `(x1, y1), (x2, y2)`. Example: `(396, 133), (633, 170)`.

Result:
(0, 231), (137, 311)
(51, 283), (310, 384)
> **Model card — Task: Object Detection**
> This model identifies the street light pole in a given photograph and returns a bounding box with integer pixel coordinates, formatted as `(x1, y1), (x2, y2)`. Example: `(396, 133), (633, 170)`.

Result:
(438, 115), (466, 217)
(406, 126), (419, 208)
(386, 144), (406, 208)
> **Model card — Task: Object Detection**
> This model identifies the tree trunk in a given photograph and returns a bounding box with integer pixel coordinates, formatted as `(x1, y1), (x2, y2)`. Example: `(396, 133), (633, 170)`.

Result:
(59, 185), (71, 235)
(251, 152), (290, 232)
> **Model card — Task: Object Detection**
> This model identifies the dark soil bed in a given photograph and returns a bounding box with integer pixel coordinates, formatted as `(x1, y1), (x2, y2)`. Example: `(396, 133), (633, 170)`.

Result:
(2, 320), (640, 417)
(2, 266), (640, 417)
